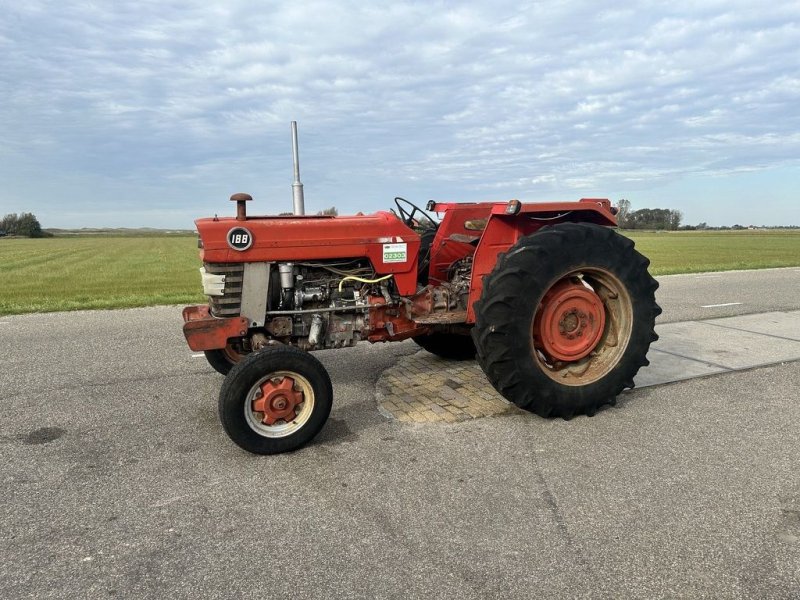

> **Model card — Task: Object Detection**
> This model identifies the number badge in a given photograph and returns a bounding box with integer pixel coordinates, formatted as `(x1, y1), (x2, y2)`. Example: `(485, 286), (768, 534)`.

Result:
(227, 227), (253, 251)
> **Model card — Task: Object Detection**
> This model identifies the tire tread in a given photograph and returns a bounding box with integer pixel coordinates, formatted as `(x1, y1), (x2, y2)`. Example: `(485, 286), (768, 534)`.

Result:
(472, 223), (660, 419)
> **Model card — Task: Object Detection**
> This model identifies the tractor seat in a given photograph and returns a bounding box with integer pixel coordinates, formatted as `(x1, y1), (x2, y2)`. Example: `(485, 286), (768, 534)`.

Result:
(464, 218), (488, 231)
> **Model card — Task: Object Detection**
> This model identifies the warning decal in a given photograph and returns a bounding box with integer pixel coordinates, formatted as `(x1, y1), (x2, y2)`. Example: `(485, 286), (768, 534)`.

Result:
(382, 242), (407, 264)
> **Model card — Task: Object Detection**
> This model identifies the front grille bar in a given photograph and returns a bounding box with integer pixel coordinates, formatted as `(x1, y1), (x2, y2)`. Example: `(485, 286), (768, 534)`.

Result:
(204, 262), (244, 317)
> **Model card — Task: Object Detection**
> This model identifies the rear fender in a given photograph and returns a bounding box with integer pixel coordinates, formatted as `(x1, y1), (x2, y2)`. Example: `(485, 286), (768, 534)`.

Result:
(465, 199), (617, 322)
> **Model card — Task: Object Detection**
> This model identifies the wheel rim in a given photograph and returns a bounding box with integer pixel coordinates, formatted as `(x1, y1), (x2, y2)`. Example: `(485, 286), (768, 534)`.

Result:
(244, 371), (315, 438)
(532, 269), (632, 385)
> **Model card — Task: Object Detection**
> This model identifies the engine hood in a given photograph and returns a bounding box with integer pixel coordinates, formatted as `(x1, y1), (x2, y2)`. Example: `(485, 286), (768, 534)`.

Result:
(195, 211), (422, 295)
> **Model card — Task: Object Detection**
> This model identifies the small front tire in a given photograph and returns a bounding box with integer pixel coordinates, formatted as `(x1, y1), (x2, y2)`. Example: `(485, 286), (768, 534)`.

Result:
(218, 346), (333, 455)
(204, 343), (246, 376)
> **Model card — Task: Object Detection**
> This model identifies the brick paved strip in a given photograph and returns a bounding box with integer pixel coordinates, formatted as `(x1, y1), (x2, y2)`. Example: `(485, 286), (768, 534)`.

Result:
(375, 350), (521, 424)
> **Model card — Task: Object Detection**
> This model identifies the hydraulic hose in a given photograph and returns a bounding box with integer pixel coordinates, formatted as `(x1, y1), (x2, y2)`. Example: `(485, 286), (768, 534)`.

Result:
(338, 274), (393, 292)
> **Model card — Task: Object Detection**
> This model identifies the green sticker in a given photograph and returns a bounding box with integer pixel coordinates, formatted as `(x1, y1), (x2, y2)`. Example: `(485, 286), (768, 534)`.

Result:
(382, 243), (407, 263)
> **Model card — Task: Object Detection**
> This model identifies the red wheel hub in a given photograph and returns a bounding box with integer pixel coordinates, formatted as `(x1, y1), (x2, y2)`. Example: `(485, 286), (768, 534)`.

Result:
(252, 377), (304, 425)
(533, 279), (606, 362)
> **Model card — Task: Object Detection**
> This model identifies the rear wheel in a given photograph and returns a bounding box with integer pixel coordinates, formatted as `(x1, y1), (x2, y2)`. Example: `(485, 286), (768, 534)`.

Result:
(413, 332), (476, 360)
(472, 223), (660, 418)
(218, 346), (333, 454)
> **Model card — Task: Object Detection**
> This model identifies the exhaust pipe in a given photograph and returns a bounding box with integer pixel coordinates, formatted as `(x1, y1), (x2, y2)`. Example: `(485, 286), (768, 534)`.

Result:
(291, 121), (305, 216)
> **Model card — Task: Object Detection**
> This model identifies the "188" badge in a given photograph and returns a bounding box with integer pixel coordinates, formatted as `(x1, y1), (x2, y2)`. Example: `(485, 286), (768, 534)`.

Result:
(227, 227), (253, 251)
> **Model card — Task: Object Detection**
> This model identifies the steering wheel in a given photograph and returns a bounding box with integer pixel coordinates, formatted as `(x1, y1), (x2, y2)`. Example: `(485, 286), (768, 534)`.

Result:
(393, 197), (437, 231)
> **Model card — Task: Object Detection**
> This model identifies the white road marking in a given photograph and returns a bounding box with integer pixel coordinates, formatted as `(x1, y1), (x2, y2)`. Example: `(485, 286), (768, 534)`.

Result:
(694, 275), (722, 279)
(191, 353), (205, 358)
(701, 302), (743, 308)
(0, 322), (9, 325)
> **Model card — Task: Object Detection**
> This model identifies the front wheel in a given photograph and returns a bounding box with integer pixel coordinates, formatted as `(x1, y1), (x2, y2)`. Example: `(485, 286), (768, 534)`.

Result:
(204, 343), (246, 375)
(218, 346), (333, 454)
(472, 223), (660, 418)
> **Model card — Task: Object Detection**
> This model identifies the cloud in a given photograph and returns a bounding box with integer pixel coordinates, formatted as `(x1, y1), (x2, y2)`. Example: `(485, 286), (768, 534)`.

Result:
(1, 0), (799, 226)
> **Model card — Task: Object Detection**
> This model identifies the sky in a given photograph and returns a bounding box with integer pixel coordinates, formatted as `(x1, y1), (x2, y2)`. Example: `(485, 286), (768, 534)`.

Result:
(1, 0), (799, 229)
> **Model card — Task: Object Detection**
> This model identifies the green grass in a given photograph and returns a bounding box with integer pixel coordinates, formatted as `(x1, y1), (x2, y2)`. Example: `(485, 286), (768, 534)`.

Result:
(0, 236), (204, 316)
(622, 230), (800, 275)
(1, 230), (799, 316)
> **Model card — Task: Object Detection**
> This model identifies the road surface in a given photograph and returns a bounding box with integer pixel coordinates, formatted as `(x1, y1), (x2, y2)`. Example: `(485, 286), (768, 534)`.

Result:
(1, 268), (799, 599)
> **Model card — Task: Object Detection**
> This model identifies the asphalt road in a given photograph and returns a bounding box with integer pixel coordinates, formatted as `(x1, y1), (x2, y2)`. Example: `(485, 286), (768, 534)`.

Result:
(656, 266), (800, 323)
(2, 268), (799, 599)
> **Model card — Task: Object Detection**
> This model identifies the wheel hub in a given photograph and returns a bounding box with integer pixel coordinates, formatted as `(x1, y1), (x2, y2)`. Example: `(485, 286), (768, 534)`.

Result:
(252, 376), (304, 425)
(534, 279), (606, 362)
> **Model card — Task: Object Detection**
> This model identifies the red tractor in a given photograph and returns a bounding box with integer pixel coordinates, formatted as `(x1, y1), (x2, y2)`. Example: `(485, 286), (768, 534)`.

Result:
(182, 129), (660, 454)
(183, 194), (661, 454)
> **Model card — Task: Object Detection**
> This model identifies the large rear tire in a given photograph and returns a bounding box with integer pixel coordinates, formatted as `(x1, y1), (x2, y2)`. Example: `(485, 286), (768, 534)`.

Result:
(218, 346), (333, 454)
(412, 332), (476, 360)
(472, 223), (660, 418)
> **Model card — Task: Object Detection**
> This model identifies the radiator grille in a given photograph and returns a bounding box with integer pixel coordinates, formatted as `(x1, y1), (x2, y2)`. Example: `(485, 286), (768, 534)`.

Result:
(204, 262), (243, 317)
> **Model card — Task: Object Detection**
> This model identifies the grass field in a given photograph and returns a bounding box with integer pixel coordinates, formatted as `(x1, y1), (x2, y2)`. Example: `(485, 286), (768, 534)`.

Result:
(0, 236), (204, 316)
(623, 230), (800, 275)
(1, 230), (799, 316)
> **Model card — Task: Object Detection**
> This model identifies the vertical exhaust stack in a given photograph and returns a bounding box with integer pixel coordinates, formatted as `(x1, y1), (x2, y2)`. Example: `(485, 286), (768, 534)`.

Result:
(291, 121), (305, 216)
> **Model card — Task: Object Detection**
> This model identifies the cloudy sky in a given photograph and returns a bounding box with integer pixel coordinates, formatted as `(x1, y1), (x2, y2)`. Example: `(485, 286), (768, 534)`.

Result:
(1, 0), (799, 228)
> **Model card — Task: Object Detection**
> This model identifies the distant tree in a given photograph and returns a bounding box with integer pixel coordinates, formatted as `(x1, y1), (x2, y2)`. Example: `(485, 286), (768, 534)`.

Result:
(624, 207), (682, 230)
(668, 209), (682, 230)
(317, 206), (338, 216)
(0, 213), (15, 233)
(615, 199), (631, 227)
(17, 212), (44, 237)
(1, 212), (49, 238)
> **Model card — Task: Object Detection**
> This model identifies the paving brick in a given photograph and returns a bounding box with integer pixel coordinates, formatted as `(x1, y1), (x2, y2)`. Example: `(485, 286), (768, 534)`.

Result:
(421, 411), (439, 423)
(375, 350), (524, 424)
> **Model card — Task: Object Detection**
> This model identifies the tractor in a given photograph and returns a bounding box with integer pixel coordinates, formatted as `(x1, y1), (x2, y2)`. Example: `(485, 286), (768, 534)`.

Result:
(182, 126), (660, 454)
